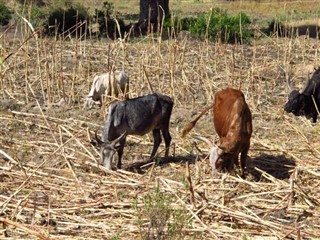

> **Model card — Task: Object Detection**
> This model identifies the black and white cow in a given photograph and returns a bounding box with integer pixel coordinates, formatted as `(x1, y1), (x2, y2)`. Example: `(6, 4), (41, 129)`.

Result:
(94, 93), (173, 169)
(284, 67), (320, 123)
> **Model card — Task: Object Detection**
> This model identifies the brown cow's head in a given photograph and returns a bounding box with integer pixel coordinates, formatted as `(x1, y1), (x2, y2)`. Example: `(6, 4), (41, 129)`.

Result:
(195, 136), (234, 172)
(209, 147), (235, 172)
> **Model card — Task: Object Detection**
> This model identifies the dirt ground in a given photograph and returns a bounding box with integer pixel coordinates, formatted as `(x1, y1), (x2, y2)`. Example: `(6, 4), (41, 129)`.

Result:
(1, 8), (320, 240)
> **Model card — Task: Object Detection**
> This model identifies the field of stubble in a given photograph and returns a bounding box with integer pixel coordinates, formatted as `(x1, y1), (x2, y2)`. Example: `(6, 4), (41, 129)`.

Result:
(1, 21), (320, 239)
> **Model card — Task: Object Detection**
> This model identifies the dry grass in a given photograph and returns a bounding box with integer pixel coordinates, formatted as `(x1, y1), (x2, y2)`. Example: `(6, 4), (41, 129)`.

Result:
(1, 10), (320, 240)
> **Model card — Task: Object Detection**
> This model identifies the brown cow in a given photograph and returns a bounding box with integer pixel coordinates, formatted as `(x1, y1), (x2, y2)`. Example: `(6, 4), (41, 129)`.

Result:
(181, 88), (252, 177)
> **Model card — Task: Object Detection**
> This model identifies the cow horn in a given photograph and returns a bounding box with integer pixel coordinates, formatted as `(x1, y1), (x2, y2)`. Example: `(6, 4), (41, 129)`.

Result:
(111, 131), (127, 146)
(299, 79), (309, 94)
(194, 136), (214, 148)
(95, 130), (104, 145)
(217, 147), (224, 155)
(286, 72), (294, 92)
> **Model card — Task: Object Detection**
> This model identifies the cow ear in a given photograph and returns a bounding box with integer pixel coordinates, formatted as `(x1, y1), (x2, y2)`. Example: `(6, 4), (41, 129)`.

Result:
(209, 146), (225, 170)
(90, 139), (99, 147)
(114, 142), (121, 150)
(94, 130), (104, 146)
(217, 147), (224, 155)
(111, 131), (127, 147)
(209, 146), (219, 169)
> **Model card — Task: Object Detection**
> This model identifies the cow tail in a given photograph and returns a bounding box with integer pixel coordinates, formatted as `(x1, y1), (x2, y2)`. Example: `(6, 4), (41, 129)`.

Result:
(181, 104), (214, 138)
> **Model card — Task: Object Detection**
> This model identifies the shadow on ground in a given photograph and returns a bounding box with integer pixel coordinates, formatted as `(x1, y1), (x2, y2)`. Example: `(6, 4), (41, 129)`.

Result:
(266, 23), (320, 39)
(249, 154), (296, 181)
(125, 155), (196, 174)
(294, 25), (320, 38)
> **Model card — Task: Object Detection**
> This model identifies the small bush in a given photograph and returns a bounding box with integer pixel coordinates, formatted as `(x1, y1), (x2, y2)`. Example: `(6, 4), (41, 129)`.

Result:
(178, 16), (198, 31)
(46, 3), (89, 35)
(94, 1), (125, 39)
(135, 186), (190, 240)
(226, 12), (252, 43)
(0, 2), (12, 26)
(167, 8), (253, 43)
(268, 18), (287, 37)
(190, 13), (208, 38)
(19, 6), (46, 28)
(190, 8), (253, 43)
(164, 15), (197, 33)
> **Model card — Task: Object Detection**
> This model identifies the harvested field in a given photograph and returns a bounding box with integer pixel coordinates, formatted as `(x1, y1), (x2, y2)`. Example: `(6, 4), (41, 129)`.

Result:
(1, 19), (320, 240)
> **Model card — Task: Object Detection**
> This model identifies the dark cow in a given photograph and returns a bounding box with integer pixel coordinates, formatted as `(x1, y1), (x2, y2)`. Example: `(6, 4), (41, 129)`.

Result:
(94, 93), (173, 170)
(181, 88), (253, 177)
(284, 67), (320, 123)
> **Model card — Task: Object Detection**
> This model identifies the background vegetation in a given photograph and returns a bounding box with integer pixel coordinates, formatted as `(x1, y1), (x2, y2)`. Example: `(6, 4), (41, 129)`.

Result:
(0, 0), (320, 239)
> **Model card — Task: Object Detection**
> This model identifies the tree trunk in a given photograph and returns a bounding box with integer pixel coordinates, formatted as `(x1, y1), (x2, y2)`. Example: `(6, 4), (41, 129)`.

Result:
(138, 0), (169, 32)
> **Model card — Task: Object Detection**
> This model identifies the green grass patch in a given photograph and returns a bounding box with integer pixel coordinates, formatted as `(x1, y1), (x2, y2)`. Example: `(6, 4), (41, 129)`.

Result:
(134, 186), (191, 240)
(166, 7), (253, 43)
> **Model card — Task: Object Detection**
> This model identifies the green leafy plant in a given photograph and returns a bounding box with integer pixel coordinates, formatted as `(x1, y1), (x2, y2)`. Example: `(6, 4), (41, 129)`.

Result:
(163, 14), (198, 39)
(19, 5), (46, 28)
(168, 8), (253, 43)
(0, 2), (12, 26)
(46, 3), (89, 35)
(191, 8), (253, 43)
(94, 1), (125, 39)
(267, 18), (287, 36)
(109, 232), (121, 240)
(134, 186), (190, 240)
(226, 12), (252, 43)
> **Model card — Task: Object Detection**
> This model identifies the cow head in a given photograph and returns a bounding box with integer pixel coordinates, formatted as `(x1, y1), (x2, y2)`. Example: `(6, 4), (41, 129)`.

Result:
(94, 131), (126, 169)
(209, 146), (235, 172)
(209, 145), (223, 170)
(284, 90), (305, 116)
(284, 71), (318, 122)
(195, 136), (232, 172)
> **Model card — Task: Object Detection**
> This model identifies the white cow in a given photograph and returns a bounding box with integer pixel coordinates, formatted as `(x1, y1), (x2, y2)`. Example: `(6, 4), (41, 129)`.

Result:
(84, 70), (129, 109)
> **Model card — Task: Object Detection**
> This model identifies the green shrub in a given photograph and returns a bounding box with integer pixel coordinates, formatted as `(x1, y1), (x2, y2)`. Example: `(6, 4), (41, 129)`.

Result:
(19, 6), (46, 28)
(46, 3), (89, 35)
(167, 8), (253, 43)
(94, 1), (126, 39)
(226, 12), (252, 43)
(0, 2), (12, 26)
(268, 18), (287, 36)
(164, 15), (197, 33)
(178, 16), (197, 31)
(190, 13), (208, 37)
(190, 8), (253, 43)
(134, 186), (190, 239)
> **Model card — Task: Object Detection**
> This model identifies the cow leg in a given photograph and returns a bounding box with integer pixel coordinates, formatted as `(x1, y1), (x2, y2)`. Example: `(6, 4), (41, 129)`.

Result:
(116, 137), (126, 169)
(161, 129), (171, 159)
(240, 146), (249, 177)
(98, 97), (103, 107)
(312, 115), (317, 123)
(234, 155), (239, 167)
(225, 157), (235, 173)
(150, 129), (162, 161)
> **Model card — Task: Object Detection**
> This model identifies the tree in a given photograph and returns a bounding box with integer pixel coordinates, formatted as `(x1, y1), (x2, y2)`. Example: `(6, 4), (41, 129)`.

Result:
(138, 0), (169, 32)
